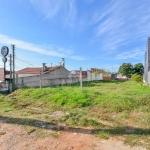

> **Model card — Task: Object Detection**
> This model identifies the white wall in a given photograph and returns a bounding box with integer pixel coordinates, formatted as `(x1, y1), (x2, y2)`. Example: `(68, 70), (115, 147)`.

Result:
(147, 71), (150, 85)
(15, 70), (103, 88)
(87, 71), (103, 81)
(16, 66), (69, 88)
(16, 77), (80, 88)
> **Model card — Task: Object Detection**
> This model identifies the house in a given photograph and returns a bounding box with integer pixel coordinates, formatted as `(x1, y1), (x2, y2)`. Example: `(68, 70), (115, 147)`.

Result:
(0, 68), (4, 81)
(69, 69), (103, 81)
(16, 65), (69, 79)
(69, 70), (87, 78)
(116, 74), (128, 80)
(0, 68), (9, 94)
(91, 68), (103, 74)
(0, 68), (10, 82)
(14, 65), (70, 88)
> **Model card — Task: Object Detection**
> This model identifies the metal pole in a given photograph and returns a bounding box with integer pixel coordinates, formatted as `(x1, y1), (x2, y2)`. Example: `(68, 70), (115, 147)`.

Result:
(12, 45), (15, 91)
(80, 67), (83, 92)
(9, 54), (12, 93)
(40, 72), (42, 89)
(10, 54), (12, 80)
(3, 62), (6, 81)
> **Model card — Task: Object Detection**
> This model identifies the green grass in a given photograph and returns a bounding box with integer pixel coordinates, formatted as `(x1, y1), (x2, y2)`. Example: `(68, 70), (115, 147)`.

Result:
(0, 80), (150, 149)
(98, 131), (110, 139)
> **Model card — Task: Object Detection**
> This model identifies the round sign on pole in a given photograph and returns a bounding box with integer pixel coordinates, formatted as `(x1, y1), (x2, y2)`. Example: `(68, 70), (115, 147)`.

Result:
(1, 46), (9, 57)
(2, 57), (7, 63)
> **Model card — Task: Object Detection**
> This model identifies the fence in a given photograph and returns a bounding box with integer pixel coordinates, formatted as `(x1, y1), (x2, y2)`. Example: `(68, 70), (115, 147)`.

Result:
(15, 73), (103, 88)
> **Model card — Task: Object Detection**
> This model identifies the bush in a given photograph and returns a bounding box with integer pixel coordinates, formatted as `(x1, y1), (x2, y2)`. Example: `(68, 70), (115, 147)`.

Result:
(131, 73), (143, 82)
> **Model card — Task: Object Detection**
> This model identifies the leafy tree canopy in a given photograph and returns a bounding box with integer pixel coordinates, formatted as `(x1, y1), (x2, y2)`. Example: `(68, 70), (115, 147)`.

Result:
(118, 63), (133, 78)
(133, 63), (144, 76)
(118, 63), (144, 78)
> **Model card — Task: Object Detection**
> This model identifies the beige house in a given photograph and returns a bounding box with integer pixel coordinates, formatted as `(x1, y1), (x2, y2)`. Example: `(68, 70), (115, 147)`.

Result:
(15, 65), (69, 87)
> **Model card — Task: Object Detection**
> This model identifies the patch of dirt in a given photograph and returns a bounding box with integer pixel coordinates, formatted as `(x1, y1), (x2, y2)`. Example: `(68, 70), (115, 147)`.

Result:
(0, 119), (146, 150)
(50, 111), (66, 119)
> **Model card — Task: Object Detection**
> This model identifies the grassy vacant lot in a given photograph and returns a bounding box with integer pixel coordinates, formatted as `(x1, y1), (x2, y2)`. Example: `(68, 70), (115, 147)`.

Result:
(0, 80), (150, 149)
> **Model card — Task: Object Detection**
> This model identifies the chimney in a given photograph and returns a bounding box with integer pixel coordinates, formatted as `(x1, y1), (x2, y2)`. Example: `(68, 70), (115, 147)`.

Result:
(42, 63), (46, 72)
(62, 58), (65, 67)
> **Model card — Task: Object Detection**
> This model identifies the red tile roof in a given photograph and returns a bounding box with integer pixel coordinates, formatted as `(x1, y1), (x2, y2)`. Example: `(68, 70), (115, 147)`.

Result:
(16, 66), (61, 74)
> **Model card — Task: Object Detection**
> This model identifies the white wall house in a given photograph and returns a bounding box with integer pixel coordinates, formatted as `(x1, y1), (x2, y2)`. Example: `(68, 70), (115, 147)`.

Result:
(15, 66), (69, 88)
(69, 70), (103, 81)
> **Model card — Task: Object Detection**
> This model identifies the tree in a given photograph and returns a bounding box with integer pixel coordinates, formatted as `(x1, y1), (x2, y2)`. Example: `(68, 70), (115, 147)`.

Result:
(118, 63), (133, 78)
(133, 63), (144, 76)
(131, 73), (143, 82)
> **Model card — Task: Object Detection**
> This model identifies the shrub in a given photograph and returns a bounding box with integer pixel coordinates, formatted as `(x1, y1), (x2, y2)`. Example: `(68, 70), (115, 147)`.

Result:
(131, 73), (143, 82)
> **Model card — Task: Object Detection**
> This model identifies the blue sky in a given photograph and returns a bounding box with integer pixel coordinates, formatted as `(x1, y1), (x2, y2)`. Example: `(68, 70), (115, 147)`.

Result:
(0, 0), (150, 72)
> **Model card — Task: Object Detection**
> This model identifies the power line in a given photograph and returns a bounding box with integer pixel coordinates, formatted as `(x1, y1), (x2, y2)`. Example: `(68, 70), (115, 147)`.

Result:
(15, 59), (34, 67)
(15, 65), (23, 70)
(15, 57), (34, 66)
(15, 56), (41, 66)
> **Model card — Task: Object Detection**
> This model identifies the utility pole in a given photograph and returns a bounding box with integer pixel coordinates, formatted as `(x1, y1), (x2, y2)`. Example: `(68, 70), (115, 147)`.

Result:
(80, 67), (83, 92)
(12, 45), (15, 91)
(40, 72), (42, 90)
(9, 54), (12, 93)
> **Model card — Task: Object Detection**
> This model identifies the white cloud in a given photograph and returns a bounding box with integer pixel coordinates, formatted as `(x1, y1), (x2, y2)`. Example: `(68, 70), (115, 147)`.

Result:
(30, 0), (63, 18)
(91, 0), (150, 51)
(30, 0), (77, 27)
(115, 48), (145, 60)
(67, 0), (77, 26)
(0, 34), (84, 60)
(91, 0), (119, 25)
